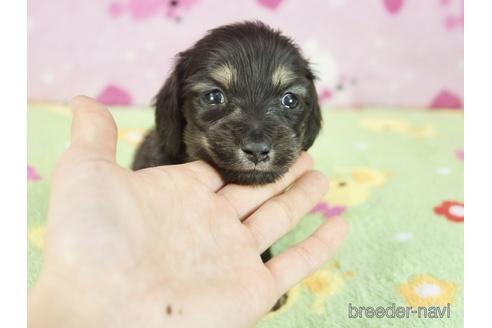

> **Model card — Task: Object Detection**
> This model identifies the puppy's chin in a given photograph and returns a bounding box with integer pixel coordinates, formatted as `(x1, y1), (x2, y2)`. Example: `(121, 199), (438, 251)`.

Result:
(215, 167), (287, 185)
(190, 147), (296, 185)
(202, 153), (289, 185)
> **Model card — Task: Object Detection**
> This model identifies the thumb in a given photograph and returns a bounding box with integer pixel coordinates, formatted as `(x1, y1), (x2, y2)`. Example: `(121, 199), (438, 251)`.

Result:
(68, 95), (117, 162)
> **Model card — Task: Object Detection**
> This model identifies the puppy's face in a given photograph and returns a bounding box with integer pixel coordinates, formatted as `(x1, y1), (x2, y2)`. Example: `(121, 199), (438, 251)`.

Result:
(155, 22), (322, 185)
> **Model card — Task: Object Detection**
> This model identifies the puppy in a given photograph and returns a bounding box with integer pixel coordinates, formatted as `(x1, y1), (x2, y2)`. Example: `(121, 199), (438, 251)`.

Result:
(132, 21), (322, 186)
(132, 21), (322, 310)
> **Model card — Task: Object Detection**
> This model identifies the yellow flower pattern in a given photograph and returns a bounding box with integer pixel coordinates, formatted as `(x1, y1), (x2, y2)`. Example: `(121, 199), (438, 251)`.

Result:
(28, 226), (46, 250)
(265, 261), (353, 317)
(360, 118), (436, 138)
(118, 128), (145, 145)
(325, 168), (389, 206)
(398, 274), (457, 307)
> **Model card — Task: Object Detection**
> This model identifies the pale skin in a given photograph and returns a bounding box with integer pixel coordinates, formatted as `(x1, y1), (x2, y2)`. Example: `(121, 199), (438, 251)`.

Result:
(27, 96), (348, 328)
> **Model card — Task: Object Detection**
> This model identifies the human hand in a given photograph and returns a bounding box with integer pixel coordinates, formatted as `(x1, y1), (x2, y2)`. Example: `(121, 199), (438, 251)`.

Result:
(28, 96), (348, 328)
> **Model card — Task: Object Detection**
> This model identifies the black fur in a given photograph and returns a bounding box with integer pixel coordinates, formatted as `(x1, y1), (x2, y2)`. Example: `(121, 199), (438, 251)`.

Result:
(132, 21), (322, 186)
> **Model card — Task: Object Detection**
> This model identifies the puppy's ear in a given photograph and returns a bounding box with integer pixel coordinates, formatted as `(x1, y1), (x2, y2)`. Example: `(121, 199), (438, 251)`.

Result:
(301, 68), (322, 150)
(154, 52), (189, 159)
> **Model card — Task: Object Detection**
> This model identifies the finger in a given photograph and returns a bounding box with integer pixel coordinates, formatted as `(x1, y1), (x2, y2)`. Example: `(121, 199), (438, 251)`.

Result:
(244, 170), (328, 253)
(266, 216), (348, 296)
(68, 95), (117, 162)
(218, 152), (314, 219)
(167, 160), (225, 191)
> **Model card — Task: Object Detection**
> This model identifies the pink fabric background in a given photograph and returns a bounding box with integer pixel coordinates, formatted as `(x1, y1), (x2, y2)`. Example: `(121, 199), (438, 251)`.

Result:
(27, 0), (463, 108)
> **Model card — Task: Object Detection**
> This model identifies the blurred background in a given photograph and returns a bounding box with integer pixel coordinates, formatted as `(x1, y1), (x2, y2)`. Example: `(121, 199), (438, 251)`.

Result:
(27, 0), (463, 109)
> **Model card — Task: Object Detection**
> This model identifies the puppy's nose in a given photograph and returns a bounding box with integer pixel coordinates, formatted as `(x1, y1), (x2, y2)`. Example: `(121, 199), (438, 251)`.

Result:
(241, 141), (272, 164)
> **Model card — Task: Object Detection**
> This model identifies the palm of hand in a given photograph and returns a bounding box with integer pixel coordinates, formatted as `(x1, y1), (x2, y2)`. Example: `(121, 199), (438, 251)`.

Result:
(47, 153), (280, 327)
(126, 165), (278, 314)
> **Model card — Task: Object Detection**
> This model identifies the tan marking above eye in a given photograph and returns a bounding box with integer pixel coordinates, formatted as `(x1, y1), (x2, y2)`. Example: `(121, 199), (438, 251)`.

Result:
(190, 81), (216, 92)
(272, 65), (296, 88)
(210, 64), (236, 88)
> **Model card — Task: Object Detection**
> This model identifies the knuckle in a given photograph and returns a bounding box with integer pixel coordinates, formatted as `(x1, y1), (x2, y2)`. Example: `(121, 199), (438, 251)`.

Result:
(293, 184), (312, 207)
(311, 233), (334, 253)
(292, 244), (313, 275)
(246, 221), (263, 251)
(309, 170), (328, 189)
(270, 198), (294, 229)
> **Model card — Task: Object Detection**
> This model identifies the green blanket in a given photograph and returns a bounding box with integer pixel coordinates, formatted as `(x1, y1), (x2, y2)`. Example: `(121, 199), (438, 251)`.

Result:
(28, 102), (464, 327)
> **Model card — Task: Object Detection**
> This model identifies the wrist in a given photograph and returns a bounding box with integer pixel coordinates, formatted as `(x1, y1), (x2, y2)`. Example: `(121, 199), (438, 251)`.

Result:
(28, 270), (113, 327)
(27, 268), (187, 327)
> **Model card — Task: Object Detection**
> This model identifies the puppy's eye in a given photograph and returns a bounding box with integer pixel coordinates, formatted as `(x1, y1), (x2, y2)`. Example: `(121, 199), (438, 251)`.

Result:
(204, 89), (225, 105)
(281, 92), (298, 108)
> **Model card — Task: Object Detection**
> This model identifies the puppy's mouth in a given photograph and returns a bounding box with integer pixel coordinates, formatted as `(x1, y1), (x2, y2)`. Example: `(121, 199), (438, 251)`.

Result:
(195, 147), (295, 185)
(215, 166), (287, 185)
(185, 127), (301, 185)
